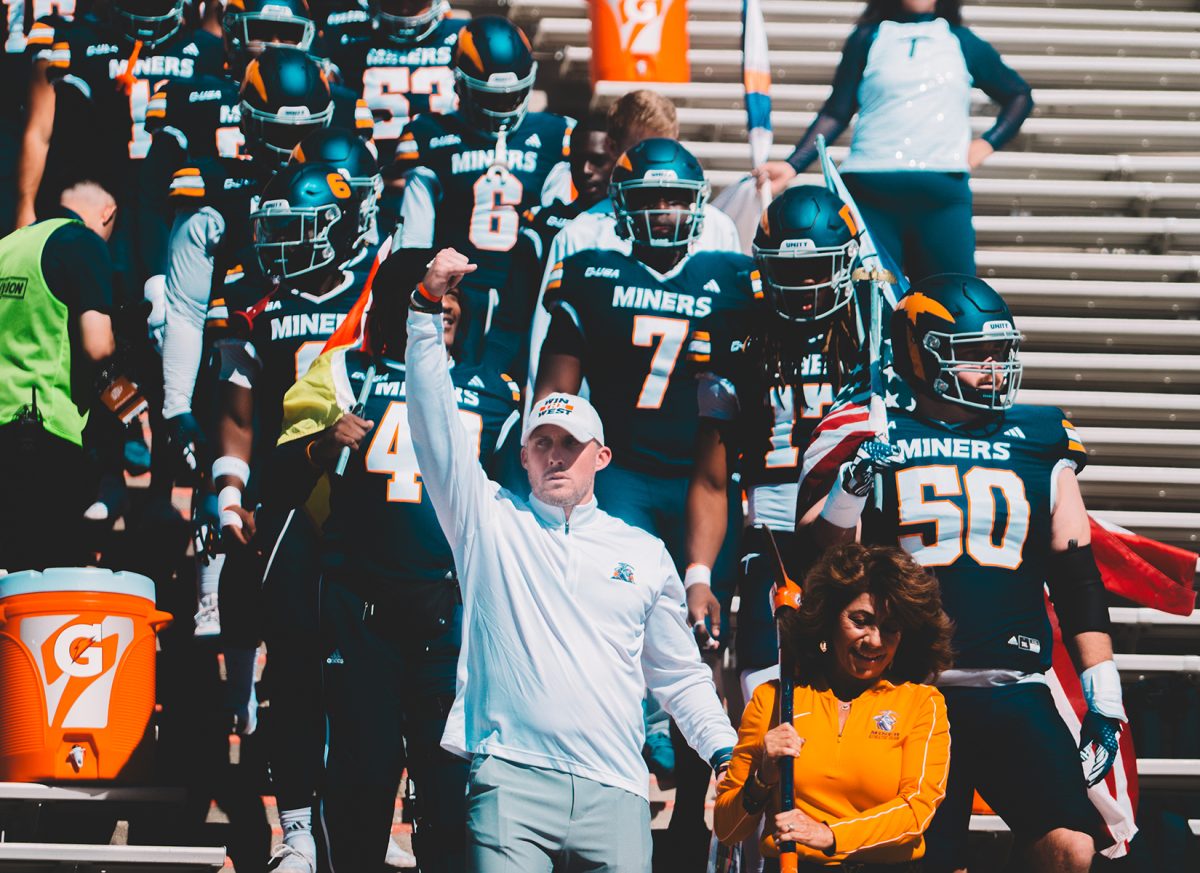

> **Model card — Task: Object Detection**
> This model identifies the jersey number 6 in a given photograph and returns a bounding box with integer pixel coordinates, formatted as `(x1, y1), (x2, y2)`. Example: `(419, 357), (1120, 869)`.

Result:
(365, 400), (483, 502)
(895, 465), (1031, 570)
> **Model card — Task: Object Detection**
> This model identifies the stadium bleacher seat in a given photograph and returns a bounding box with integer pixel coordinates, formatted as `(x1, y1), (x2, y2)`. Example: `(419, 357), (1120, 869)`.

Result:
(0, 843), (225, 872)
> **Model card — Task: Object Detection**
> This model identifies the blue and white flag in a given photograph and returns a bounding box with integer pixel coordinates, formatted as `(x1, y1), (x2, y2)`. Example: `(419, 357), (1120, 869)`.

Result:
(742, 0), (773, 172)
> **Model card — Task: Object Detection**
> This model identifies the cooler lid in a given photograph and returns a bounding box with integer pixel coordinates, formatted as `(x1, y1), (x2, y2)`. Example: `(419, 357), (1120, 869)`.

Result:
(0, 568), (157, 602)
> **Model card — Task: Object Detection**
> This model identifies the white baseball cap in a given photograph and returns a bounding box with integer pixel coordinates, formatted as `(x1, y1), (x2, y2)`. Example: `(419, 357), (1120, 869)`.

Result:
(521, 392), (606, 446)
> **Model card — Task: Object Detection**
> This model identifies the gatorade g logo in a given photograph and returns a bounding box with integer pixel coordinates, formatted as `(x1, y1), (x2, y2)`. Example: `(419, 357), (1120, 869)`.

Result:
(605, 0), (677, 55)
(20, 614), (134, 729)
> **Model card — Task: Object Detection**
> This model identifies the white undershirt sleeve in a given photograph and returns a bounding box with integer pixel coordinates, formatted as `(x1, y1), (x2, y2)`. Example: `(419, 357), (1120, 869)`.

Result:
(162, 206), (224, 418)
(396, 167), (441, 249)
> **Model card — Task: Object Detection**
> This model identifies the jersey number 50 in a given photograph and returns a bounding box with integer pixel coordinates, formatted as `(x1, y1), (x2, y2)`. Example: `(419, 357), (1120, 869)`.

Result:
(365, 400), (483, 502)
(895, 465), (1031, 570)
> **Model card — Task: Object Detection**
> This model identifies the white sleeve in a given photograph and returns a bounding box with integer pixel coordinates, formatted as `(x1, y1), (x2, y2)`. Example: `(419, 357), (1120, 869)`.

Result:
(396, 167), (441, 249)
(701, 205), (745, 254)
(525, 228), (569, 403)
(405, 304), (497, 552)
(696, 371), (740, 421)
(642, 546), (739, 763)
(217, 339), (262, 390)
(540, 160), (571, 206)
(162, 206), (224, 418)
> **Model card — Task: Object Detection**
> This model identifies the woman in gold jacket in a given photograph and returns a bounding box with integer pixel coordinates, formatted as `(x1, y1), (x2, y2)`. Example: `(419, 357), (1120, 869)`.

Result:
(715, 543), (955, 870)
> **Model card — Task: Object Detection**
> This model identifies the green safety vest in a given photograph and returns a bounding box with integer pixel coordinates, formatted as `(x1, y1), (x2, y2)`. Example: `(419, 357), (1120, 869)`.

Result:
(0, 218), (90, 447)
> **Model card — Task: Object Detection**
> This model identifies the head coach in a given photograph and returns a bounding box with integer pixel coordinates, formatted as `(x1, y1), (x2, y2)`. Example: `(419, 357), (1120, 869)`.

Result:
(403, 247), (737, 873)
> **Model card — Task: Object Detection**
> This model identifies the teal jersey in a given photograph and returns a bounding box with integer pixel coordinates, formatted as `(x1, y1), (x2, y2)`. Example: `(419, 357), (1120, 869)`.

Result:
(865, 404), (1088, 673)
(543, 249), (761, 475)
(322, 348), (521, 584)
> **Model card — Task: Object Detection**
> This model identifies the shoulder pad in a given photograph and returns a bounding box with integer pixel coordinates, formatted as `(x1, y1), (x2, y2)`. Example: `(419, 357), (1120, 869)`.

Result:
(168, 166), (207, 202)
(27, 19), (57, 49)
(393, 128), (421, 163)
(354, 98), (374, 135)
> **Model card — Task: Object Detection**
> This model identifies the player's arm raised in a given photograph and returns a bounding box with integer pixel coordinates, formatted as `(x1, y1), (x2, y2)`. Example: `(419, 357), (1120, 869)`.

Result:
(16, 58), (56, 227)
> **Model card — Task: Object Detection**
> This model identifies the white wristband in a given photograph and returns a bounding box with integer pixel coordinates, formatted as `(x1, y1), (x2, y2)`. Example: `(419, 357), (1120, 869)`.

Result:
(684, 563), (713, 589)
(212, 455), (251, 488)
(1081, 659), (1127, 722)
(218, 485), (244, 530)
(819, 470), (868, 530)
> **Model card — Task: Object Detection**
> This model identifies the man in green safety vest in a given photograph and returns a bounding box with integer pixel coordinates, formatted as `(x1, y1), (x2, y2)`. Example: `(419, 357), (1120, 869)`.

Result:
(0, 180), (143, 571)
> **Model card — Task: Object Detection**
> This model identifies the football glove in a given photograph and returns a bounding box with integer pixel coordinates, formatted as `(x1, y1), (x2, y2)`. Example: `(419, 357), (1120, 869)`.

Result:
(840, 438), (898, 497)
(1079, 712), (1122, 787)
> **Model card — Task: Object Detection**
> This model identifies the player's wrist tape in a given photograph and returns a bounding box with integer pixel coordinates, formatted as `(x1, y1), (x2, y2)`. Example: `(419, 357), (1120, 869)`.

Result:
(218, 485), (243, 530)
(1081, 659), (1127, 722)
(819, 471), (868, 529)
(212, 456), (251, 488)
(684, 563), (712, 588)
(410, 285), (443, 314)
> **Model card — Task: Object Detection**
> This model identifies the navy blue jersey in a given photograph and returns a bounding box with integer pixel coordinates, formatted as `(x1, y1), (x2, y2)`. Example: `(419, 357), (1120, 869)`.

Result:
(145, 75), (245, 162)
(688, 297), (835, 491)
(865, 404), (1088, 673)
(393, 109), (573, 294)
(321, 347), (520, 582)
(329, 16), (462, 152)
(543, 249), (761, 475)
(33, 13), (223, 176)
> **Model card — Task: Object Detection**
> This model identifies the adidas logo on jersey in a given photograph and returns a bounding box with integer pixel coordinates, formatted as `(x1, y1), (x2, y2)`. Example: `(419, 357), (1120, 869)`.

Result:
(183, 42), (200, 56)
(1003, 426), (1026, 439)
(469, 375), (486, 389)
(703, 279), (721, 295)
(524, 133), (542, 148)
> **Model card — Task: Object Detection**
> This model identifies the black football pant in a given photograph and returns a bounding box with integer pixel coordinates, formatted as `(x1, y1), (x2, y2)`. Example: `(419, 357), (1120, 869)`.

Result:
(319, 577), (467, 873)
(0, 423), (89, 571)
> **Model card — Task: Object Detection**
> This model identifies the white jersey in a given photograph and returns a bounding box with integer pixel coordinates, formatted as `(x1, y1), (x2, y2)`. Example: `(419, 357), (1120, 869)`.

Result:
(405, 305), (736, 800)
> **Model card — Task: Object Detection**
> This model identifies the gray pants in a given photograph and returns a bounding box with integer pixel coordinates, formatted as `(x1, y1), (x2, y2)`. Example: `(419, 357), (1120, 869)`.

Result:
(466, 755), (652, 873)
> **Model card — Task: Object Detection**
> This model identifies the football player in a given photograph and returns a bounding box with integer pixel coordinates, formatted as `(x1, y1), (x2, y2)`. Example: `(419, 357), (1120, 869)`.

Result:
(684, 186), (853, 683)
(17, 0), (224, 229)
(802, 275), (1124, 873)
(392, 14), (573, 369)
(269, 246), (519, 873)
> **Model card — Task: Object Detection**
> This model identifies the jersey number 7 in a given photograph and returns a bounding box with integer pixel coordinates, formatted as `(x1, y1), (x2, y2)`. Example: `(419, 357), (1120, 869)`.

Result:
(631, 315), (688, 409)
(365, 400), (483, 502)
(895, 465), (1031, 570)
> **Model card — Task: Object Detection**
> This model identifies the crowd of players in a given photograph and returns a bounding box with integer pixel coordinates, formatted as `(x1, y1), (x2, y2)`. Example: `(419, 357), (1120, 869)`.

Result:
(2, 1), (1130, 872)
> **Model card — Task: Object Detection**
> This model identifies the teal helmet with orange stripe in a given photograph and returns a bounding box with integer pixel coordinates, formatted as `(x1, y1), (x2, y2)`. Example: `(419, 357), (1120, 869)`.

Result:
(240, 46), (333, 164)
(891, 274), (1024, 412)
(753, 186), (859, 325)
(610, 138), (709, 248)
(452, 15), (536, 135)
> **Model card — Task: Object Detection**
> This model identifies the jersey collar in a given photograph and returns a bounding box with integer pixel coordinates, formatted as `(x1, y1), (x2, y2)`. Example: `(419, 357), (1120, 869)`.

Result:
(529, 493), (599, 531)
(296, 269), (354, 304)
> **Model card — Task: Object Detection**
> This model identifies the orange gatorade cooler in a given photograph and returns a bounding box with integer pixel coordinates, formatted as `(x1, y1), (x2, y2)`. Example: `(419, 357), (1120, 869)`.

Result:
(0, 568), (172, 782)
(590, 0), (690, 85)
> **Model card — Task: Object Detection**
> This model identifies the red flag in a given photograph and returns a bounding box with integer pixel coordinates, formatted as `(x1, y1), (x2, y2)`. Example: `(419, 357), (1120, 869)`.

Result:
(321, 235), (392, 354)
(1090, 518), (1197, 616)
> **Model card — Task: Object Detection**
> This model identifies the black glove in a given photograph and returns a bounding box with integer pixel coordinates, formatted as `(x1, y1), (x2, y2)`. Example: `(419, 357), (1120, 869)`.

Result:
(840, 438), (898, 497)
(1078, 711), (1122, 787)
(165, 411), (206, 475)
(191, 490), (220, 564)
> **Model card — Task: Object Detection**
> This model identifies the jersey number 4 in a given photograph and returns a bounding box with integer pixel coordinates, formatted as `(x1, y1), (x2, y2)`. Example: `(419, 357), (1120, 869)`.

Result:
(895, 465), (1031, 570)
(365, 401), (483, 502)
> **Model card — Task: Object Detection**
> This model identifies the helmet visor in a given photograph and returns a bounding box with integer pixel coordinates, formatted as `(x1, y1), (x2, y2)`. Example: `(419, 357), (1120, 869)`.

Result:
(456, 67), (536, 133)
(114, 0), (184, 45)
(378, 0), (445, 42)
(228, 13), (315, 57)
(928, 330), (1024, 410)
(242, 101), (333, 160)
(614, 180), (709, 248)
(252, 204), (342, 279)
(754, 240), (856, 323)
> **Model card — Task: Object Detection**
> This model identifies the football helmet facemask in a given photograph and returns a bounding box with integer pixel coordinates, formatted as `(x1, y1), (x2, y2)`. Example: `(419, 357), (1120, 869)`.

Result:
(240, 46), (333, 164)
(610, 138), (709, 249)
(753, 186), (859, 324)
(453, 15), (536, 135)
(375, 0), (448, 44)
(112, 0), (185, 47)
(252, 162), (359, 281)
(223, 0), (316, 62)
(290, 127), (382, 246)
(891, 274), (1024, 412)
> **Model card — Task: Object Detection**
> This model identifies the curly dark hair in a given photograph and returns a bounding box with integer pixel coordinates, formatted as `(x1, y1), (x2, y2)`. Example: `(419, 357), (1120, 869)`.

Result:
(784, 543), (955, 685)
(859, 0), (963, 27)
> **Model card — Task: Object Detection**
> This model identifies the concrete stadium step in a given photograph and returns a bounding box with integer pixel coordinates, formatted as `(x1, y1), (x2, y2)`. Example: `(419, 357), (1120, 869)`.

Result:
(1078, 465), (1200, 507)
(594, 80), (1200, 122)
(1111, 608), (1200, 639)
(975, 216), (1200, 249)
(1018, 316), (1200, 354)
(669, 106), (1200, 153)
(551, 47), (1200, 90)
(0, 843), (225, 872)
(1020, 352), (1200, 392)
(1115, 655), (1200, 677)
(537, 18), (1200, 60)
(1092, 510), (1200, 549)
(681, 140), (1200, 183)
(1021, 389), (1200, 428)
(503, 0), (1200, 30)
(1076, 428), (1200, 467)
(996, 279), (1200, 317)
(976, 249), (1200, 282)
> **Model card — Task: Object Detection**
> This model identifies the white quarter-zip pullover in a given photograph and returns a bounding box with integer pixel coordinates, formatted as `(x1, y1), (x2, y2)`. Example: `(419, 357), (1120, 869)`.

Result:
(406, 306), (736, 800)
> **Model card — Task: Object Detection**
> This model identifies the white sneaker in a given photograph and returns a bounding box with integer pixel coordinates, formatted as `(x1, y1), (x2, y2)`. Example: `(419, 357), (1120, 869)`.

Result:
(194, 593), (220, 637)
(385, 835), (417, 868)
(271, 842), (317, 873)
